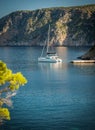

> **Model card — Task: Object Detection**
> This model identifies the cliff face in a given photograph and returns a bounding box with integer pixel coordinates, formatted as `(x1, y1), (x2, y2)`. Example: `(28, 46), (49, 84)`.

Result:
(0, 5), (95, 46)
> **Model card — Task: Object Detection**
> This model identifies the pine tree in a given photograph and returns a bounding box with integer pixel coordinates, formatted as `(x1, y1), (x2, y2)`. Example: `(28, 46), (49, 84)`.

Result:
(0, 60), (27, 124)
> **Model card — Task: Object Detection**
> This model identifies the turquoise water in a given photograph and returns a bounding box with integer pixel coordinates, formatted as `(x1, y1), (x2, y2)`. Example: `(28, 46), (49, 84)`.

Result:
(0, 46), (95, 130)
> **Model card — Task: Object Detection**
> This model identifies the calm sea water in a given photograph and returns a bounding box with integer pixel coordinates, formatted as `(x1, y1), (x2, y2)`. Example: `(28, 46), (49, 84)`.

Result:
(0, 46), (95, 130)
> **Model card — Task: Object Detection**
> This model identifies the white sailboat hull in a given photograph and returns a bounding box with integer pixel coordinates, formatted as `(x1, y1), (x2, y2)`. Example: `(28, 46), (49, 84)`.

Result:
(38, 56), (62, 63)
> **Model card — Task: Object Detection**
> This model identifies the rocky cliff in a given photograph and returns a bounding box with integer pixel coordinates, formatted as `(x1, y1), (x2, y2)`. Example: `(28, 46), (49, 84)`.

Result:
(79, 45), (95, 59)
(0, 4), (95, 46)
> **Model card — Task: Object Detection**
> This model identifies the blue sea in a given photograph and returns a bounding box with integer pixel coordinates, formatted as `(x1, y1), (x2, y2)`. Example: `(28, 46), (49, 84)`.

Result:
(0, 46), (95, 130)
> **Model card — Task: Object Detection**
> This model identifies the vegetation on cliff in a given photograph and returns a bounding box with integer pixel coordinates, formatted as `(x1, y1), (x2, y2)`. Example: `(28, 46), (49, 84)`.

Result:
(0, 4), (95, 46)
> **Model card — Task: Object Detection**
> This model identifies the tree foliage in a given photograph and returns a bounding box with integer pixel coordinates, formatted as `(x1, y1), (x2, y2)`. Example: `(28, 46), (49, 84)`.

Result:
(0, 60), (27, 124)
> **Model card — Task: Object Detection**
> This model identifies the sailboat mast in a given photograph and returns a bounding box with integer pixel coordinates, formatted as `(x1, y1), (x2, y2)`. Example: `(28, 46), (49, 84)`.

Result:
(40, 40), (46, 57)
(47, 24), (50, 53)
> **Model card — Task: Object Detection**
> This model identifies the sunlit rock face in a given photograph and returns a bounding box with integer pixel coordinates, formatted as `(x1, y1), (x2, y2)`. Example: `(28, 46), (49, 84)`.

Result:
(0, 4), (95, 46)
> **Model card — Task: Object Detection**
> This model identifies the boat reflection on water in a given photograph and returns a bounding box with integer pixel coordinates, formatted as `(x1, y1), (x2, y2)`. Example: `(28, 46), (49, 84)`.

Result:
(38, 62), (70, 82)
(38, 62), (65, 71)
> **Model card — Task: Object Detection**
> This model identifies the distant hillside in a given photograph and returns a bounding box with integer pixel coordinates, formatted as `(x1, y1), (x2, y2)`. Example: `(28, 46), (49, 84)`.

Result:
(0, 4), (95, 46)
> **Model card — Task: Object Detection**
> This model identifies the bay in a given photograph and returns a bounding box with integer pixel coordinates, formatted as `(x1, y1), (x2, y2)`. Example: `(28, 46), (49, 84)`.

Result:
(0, 46), (95, 130)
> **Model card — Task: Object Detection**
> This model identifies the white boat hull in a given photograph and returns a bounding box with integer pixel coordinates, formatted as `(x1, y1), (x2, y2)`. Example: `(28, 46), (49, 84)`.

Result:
(38, 56), (62, 63)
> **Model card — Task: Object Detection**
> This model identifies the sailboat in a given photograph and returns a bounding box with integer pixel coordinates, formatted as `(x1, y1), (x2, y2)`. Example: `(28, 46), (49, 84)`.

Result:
(38, 25), (62, 63)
